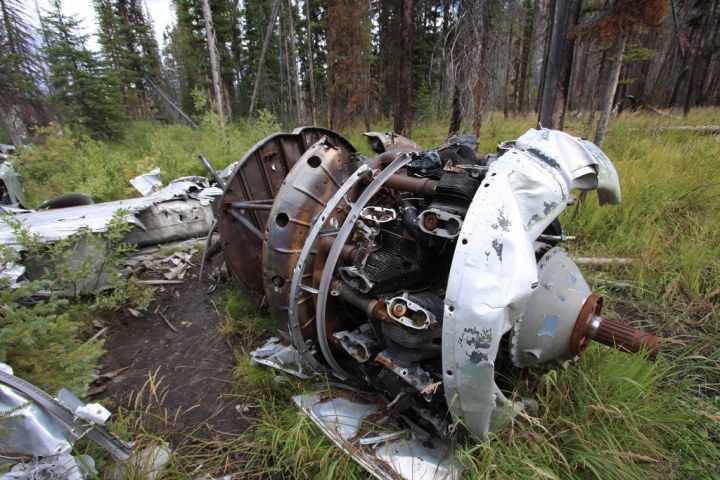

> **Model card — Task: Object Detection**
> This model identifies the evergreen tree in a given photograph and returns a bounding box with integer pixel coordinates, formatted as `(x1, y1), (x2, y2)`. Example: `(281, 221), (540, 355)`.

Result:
(43, 0), (126, 140)
(93, 0), (166, 120)
(0, 0), (52, 143)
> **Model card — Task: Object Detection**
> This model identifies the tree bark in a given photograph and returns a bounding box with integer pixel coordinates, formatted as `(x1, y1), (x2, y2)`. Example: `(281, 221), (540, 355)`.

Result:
(471, 0), (497, 137)
(594, 33), (627, 147)
(394, 0), (413, 136)
(201, 0), (228, 120)
(248, 0), (281, 119)
(538, 0), (579, 130)
(516, 0), (534, 113)
(304, 0), (317, 125)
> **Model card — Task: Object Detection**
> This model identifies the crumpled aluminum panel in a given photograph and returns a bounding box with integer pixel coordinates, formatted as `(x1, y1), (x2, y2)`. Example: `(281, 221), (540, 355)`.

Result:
(0, 363), (130, 479)
(0, 179), (218, 252)
(294, 392), (462, 480)
(442, 129), (620, 439)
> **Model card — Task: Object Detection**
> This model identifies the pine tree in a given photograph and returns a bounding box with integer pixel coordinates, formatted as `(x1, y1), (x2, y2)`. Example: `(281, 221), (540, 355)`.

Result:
(93, 0), (166, 120)
(0, 0), (52, 143)
(43, 0), (126, 140)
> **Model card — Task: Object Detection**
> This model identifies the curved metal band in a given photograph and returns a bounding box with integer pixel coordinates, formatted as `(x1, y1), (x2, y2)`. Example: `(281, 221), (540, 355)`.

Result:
(287, 164), (373, 375)
(0, 370), (132, 462)
(316, 153), (413, 377)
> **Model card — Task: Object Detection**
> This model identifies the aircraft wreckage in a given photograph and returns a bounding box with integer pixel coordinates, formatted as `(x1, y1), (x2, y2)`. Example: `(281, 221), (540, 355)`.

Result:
(218, 126), (659, 477)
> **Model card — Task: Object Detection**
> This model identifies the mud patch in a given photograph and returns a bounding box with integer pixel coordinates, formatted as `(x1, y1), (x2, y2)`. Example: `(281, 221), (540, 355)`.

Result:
(97, 263), (247, 445)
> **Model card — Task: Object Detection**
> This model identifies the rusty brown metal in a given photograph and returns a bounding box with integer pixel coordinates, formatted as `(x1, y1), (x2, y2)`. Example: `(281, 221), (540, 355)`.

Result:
(570, 294), (603, 356)
(219, 127), (357, 304)
(261, 137), (359, 330)
(383, 175), (438, 197)
(422, 212), (438, 231)
(374, 352), (397, 370)
(570, 294), (660, 359)
(592, 318), (660, 359)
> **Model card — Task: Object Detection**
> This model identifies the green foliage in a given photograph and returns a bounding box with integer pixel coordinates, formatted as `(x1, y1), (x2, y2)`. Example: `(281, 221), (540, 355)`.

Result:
(623, 46), (659, 62)
(0, 210), (152, 394)
(92, 0), (165, 121)
(42, 1), (127, 140)
(218, 284), (277, 349)
(18, 126), (130, 204)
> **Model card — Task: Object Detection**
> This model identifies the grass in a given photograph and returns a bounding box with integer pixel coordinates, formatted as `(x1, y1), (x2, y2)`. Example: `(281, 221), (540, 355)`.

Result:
(12, 107), (720, 478)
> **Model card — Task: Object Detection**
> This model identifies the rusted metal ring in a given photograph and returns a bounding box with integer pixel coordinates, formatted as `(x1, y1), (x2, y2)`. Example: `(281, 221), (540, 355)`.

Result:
(287, 164), (373, 376)
(569, 294), (603, 356)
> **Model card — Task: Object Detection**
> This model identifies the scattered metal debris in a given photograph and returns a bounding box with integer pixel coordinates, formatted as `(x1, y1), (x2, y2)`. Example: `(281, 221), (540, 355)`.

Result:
(0, 178), (220, 293)
(250, 337), (311, 379)
(130, 167), (164, 196)
(220, 126), (661, 477)
(106, 442), (171, 480)
(0, 363), (131, 479)
(0, 144), (25, 209)
(294, 392), (462, 480)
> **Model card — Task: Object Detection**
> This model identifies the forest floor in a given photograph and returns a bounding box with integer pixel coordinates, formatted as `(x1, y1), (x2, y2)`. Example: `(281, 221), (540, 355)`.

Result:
(94, 255), (251, 448)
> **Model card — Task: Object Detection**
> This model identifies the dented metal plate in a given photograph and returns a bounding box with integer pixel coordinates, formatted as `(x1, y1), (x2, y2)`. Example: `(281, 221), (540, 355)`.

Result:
(293, 391), (462, 480)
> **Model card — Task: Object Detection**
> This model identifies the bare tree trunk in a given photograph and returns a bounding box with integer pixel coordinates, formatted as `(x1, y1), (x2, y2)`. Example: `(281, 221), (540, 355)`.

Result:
(286, 0), (303, 121)
(304, 0), (317, 125)
(280, 4), (292, 118)
(202, 0), (228, 120)
(594, 33), (626, 147)
(503, 23), (514, 119)
(683, 0), (715, 115)
(0, 103), (23, 145)
(535, 0), (555, 115)
(248, 0), (281, 119)
(471, 0), (497, 137)
(448, 82), (462, 135)
(538, 0), (579, 130)
(394, 0), (413, 136)
(516, 0), (534, 114)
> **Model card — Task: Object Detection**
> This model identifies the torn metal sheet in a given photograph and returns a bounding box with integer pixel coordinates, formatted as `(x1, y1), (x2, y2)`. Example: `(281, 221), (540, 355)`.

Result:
(0, 178), (220, 292)
(0, 178), (218, 252)
(294, 392), (462, 480)
(1, 453), (96, 480)
(250, 337), (311, 379)
(130, 167), (163, 196)
(0, 364), (131, 479)
(0, 261), (24, 288)
(0, 144), (24, 209)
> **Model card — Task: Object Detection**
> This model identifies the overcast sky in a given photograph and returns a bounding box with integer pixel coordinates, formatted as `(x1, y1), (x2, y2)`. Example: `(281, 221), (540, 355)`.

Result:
(35, 0), (175, 50)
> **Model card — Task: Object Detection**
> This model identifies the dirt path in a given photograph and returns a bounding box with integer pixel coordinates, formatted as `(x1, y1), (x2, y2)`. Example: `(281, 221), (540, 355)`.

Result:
(95, 264), (247, 445)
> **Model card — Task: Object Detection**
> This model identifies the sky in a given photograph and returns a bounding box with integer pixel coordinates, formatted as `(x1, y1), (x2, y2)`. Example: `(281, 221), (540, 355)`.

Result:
(34, 0), (175, 50)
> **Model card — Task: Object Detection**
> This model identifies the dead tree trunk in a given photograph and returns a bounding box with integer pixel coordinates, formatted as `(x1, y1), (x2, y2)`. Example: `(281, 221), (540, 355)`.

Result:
(538, 0), (579, 130)
(471, 0), (497, 137)
(594, 33), (627, 147)
(394, 0), (413, 136)
(201, 0), (228, 120)
(305, 0), (317, 125)
(248, 0), (281, 119)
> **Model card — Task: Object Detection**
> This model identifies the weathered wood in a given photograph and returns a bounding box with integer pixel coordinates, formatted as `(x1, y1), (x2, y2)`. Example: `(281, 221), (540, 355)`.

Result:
(248, 0), (281, 120)
(594, 33), (627, 147)
(305, 0), (317, 126)
(202, 0), (228, 120)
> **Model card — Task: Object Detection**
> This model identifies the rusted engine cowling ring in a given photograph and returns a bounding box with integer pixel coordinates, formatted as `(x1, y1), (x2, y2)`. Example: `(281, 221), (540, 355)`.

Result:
(285, 164), (373, 374)
(218, 127), (357, 304)
(262, 138), (360, 333)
